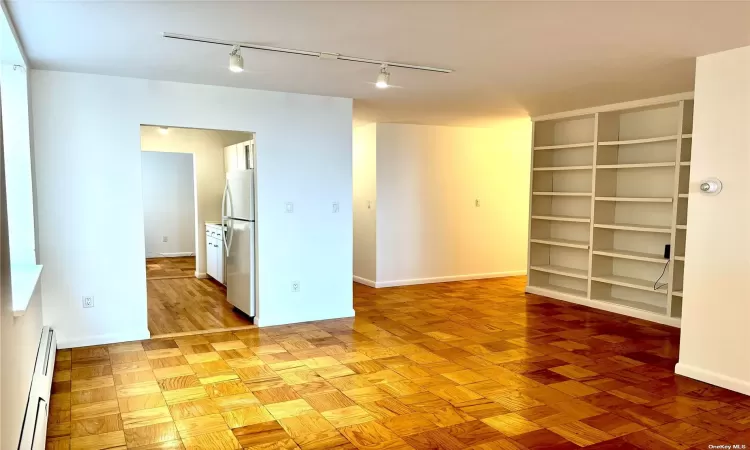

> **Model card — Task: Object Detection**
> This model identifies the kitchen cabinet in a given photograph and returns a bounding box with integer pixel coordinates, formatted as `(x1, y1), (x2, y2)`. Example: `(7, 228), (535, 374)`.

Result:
(205, 224), (225, 284)
(224, 139), (254, 173)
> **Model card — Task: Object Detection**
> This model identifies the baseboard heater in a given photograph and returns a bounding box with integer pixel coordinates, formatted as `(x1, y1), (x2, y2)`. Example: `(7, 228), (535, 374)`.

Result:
(18, 326), (57, 450)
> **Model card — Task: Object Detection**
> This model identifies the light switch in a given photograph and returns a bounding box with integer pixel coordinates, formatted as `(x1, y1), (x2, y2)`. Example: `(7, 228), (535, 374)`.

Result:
(286, 202), (294, 213)
(332, 202), (339, 213)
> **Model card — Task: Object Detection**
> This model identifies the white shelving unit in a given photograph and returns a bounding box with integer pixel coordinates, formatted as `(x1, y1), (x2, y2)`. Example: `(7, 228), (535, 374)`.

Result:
(525, 93), (694, 327)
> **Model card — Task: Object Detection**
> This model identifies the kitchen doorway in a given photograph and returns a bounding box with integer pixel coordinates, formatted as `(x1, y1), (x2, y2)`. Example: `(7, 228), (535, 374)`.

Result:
(140, 125), (256, 337)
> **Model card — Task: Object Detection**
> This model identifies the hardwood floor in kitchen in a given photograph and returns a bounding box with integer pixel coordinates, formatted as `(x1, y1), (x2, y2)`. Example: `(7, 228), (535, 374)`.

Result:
(146, 257), (253, 336)
(146, 257), (197, 280)
(49, 276), (750, 450)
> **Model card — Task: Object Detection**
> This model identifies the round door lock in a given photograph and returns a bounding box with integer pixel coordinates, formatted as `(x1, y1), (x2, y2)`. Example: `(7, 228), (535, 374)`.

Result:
(699, 178), (722, 195)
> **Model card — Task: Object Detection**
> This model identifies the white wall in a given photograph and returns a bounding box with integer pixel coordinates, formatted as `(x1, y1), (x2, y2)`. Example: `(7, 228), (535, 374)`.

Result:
(353, 124), (377, 284)
(141, 126), (237, 273)
(676, 46), (750, 395)
(32, 71), (354, 347)
(0, 4), (44, 447)
(358, 121), (531, 287)
(141, 151), (195, 258)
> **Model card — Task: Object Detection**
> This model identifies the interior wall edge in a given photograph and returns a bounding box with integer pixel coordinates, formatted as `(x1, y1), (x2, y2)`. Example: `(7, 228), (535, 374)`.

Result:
(675, 362), (750, 397)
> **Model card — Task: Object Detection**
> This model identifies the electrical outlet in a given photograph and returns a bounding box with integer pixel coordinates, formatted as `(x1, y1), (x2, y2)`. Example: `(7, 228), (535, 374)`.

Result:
(82, 296), (95, 308)
(332, 202), (339, 213)
(291, 281), (300, 292)
(286, 202), (294, 213)
(475, 199), (481, 207)
(162, 236), (168, 242)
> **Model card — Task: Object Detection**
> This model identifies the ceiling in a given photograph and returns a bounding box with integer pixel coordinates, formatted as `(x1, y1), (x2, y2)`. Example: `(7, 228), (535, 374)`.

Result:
(8, 1), (750, 126)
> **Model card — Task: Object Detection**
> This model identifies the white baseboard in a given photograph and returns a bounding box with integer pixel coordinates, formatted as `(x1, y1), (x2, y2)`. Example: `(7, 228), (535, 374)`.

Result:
(195, 272), (208, 279)
(675, 362), (750, 396)
(353, 276), (376, 287)
(160, 252), (194, 257)
(373, 270), (526, 288)
(57, 328), (151, 349)
(256, 309), (356, 327)
(525, 285), (681, 328)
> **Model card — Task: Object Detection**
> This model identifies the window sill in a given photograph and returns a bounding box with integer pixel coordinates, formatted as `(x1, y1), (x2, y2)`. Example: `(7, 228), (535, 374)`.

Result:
(11, 264), (43, 317)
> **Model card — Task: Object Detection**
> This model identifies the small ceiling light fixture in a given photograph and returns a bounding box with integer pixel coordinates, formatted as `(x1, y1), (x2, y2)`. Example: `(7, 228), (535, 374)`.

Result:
(375, 65), (390, 89)
(158, 126), (169, 135)
(229, 45), (244, 73)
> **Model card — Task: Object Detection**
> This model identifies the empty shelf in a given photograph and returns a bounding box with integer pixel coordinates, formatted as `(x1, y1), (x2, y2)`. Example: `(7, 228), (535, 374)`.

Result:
(530, 238), (589, 250)
(599, 136), (678, 146)
(679, 194), (689, 198)
(594, 222), (671, 234)
(527, 283), (587, 299)
(591, 274), (667, 293)
(534, 192), (592, 197)
(593, 248), (667, 263)
(531, 215), (591, 223)
(597, 162), (676, 169)
(675, 256), (685, 261)
(596, 197), (673, 203)
(673, 290), (683, 297)
(676, 225), (687, 230)
(533, 165), (593, 172)
(682, 134), (693, 138)
(594, 295), (667, 315)
(529, 265), (588, 280)
(534, 142), (595, 151)
(680, 162), (691, 166)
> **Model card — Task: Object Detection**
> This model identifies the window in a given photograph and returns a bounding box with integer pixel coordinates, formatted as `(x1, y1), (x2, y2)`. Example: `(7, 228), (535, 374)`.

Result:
(1, 6), (40, 314)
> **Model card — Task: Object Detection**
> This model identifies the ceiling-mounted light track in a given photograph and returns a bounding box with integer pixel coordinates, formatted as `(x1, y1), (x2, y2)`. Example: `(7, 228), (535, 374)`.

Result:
(162, 32), (453, 74)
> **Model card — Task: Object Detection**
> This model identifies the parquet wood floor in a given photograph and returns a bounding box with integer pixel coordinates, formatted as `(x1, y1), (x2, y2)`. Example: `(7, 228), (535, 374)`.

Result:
(49, 276), (750, 450)
(148, 277), (253, 337)
(146, 257), (197, 280)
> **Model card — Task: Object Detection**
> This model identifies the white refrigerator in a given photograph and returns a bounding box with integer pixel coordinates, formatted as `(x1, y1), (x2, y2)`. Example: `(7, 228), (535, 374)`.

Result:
(222, 169), (256, 319)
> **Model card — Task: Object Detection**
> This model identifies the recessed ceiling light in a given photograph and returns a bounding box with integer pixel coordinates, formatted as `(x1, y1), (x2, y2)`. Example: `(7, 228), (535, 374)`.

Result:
(375, 65), (390, 89)
(229, 45), (244, 73)
(158, 127), (169, 135)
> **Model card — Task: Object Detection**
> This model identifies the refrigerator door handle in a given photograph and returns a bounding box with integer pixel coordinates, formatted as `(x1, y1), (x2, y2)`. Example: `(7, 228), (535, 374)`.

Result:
(221, 179), (230, 254)
(226, 181), (235, 254)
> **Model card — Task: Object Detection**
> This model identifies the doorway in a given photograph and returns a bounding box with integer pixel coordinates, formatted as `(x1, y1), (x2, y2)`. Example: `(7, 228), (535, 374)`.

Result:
(140, 125), (255, 337)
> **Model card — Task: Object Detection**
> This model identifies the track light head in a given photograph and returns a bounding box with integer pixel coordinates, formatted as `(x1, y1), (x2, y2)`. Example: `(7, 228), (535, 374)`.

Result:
(375, 65), (390, 89)
(229, 45), (244, 73)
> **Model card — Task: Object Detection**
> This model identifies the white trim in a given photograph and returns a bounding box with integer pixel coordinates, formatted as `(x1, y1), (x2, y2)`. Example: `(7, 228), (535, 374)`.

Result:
(675, 362), (750, 396)
(160, 252), (194, 257)
(525, 286), (681, 328)
(375, 271), (526, 288)
(255, 309), (356, 327)
(353, 275), (376, 287)
(533, 92), (694, 121)
(195, 271), (208, 279)
(56, 329), (151, 349)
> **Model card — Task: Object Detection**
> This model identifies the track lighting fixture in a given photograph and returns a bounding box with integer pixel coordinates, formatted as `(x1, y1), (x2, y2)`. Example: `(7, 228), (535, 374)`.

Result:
(375, 65), (390, 89)
(229, 45), (244, 73)
(163, 33), (453, 86)
(158, 126), (169, 135)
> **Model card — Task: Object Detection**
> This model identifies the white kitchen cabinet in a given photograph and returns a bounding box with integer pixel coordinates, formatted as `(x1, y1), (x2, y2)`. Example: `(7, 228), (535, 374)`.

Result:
(206, 236), (217, 279)
(223, 140), (254, 173)
(223, 144), (237, 174)
(205, 224), (226, 284)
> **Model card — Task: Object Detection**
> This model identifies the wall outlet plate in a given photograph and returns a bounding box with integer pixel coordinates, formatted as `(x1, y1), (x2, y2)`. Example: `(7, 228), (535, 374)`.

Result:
(332, 202), (339, 213)
(286, 202), (294, 213)
(82, 296), (95, 308)
(291, 281), (300, 292)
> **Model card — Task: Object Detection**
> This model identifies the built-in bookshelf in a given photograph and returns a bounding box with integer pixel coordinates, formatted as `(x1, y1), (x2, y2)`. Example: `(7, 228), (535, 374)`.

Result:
(526, 93), (693, 327)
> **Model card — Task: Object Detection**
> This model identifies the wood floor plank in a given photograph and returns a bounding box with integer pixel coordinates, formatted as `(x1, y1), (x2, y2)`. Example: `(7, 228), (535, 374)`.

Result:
(45, 276), (749, 450)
